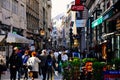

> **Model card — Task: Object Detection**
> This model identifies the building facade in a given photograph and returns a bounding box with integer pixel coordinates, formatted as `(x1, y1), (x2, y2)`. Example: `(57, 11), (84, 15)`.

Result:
(0, 0), (27, 58)
(26, 0), (52, 49)
(85, 0), (120, 60)
(0, 0), (26, 35)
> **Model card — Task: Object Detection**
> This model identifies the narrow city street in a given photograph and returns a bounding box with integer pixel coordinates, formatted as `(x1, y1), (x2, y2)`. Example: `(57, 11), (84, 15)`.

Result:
(1, 69), (63, 80)
(0, 0), (120, 80)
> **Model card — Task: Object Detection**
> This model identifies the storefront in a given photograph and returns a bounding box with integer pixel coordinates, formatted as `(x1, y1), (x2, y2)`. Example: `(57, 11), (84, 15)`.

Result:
(91, 0), (120, 59)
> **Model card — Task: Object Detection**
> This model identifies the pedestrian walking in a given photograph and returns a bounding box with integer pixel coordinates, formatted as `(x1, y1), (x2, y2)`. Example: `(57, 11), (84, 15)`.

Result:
(61, 51), (68, 62)
(46, 50), (56, 80)
(22, 50), (30, 80)
(15, 47), (23, 80)
(38, 49), (47, 80)
(0, 54), (7, 80)
(58, 52), (62, 73)
(8, 47), (23, 80)
(27, 51), (41, 80)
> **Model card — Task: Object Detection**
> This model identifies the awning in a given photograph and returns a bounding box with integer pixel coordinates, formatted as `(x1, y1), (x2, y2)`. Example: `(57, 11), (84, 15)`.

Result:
(6, 33), (34, 43)
(0, 35), (6, 42)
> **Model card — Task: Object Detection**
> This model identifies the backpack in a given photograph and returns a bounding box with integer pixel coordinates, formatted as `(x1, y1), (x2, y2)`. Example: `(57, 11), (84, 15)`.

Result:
(23, 55), (29, 64)
(47, 59), (52, 67)
(73, 52), (79, 57)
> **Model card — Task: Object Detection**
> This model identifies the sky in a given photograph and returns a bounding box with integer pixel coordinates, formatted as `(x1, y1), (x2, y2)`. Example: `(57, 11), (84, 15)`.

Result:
(51, 0), (74, 18)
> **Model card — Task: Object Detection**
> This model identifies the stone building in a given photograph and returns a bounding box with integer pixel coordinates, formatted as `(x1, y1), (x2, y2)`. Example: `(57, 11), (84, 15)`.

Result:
(26, 0), (52, 49)
(0, 0), (28, 59)
(0, 0), (26, 36)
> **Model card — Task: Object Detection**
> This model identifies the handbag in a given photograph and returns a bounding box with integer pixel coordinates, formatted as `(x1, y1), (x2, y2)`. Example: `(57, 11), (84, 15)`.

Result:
(28, 65), (32, 70)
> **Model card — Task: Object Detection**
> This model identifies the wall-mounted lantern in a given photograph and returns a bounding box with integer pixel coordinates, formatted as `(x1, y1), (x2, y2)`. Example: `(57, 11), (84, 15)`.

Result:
(40, 29), (45, 36)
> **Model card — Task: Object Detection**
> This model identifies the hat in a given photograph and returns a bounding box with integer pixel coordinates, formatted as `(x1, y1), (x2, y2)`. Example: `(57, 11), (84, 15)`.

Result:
(14, 47), (18, 50)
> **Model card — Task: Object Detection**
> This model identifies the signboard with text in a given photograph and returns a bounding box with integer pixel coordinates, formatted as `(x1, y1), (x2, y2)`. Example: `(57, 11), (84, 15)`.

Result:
(104, 70), (120, 80)
(76, 19), (86, 27)
(71, 5), (84, 11)
(71, 0), (84, 11)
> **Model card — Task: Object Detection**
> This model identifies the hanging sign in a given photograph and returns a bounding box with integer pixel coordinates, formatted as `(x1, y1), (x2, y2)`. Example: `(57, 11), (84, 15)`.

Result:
(71, 0), (84, 11)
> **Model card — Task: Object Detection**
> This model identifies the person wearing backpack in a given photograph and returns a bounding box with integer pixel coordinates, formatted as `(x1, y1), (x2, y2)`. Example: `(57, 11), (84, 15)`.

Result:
(46, 51), (54, 80)
(22, 50), (30, 80)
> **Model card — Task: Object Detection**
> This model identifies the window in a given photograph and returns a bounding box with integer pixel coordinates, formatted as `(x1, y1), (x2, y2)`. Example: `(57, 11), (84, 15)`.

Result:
(12, 0), (18, 14)
(20, 4), (25, 18)
(2, 0), (10, 10)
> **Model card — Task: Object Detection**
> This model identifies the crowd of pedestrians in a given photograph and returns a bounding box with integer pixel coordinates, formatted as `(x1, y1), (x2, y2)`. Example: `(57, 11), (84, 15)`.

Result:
(0, 44), (81, 80)
(0, 45), (78, 80)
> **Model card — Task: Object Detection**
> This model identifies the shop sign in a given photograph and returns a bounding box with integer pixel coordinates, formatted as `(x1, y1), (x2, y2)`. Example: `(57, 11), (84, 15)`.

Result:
(71, 0), (84, 11)
(92, 7), (113, 28)
(76, 19), (86, 27)
(71, 5), (84, 11)
(92, 16), (103, 28)
(103, 9), (113, 21)
(104, 70), (120, 79)
(104, 70), (120, 74)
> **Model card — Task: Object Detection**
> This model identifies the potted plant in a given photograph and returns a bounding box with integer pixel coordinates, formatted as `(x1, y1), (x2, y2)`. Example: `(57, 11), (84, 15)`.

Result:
(71, 57), (81, 80)
(62, 57), (81, 80)
(62, 61), (73, 80)
(111, 58), (120, 70)
(92, 61), (105, 80)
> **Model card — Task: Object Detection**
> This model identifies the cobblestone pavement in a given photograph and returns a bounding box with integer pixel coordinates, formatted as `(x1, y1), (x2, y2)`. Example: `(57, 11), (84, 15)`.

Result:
(1, 69), (63, 80)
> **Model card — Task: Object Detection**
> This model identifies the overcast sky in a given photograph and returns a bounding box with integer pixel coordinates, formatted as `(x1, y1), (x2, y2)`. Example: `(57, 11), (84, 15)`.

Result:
(51, 0), (74, 18)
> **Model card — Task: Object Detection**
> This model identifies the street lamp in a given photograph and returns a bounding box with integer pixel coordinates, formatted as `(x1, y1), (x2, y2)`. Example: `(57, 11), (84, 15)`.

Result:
(40, 29), (45, 36)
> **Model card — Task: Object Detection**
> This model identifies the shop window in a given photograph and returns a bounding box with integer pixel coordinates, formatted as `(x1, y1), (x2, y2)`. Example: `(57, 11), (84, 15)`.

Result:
(108, 20), (116, 32)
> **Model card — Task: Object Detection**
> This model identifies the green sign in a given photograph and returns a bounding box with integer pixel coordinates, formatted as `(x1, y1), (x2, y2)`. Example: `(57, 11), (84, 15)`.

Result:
(92, 16), (103, 28)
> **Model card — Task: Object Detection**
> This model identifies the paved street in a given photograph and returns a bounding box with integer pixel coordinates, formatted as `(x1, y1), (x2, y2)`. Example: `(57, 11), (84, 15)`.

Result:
(1, 69), (63, 80)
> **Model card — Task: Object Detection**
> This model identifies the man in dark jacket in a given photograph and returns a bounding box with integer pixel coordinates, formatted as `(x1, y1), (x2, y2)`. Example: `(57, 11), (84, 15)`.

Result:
(38, 50), (47, 80)
(9, 47), (22, 80)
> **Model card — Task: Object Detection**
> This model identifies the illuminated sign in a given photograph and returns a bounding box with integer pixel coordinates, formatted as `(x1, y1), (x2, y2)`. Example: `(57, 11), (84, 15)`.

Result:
(75, 0), (81, 5)
(71, 0), (84, 11)
(104, 70), (120, 79)
(71, 5), (84, 11)
(92, 16), (103, 28)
